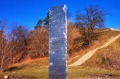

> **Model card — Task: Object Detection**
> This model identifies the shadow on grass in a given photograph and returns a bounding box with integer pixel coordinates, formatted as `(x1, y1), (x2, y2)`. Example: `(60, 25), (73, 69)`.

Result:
(3, 65), (27, 72)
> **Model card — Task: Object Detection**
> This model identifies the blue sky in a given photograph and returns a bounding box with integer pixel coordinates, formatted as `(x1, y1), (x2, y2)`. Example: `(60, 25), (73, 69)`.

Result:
(0, 0), (120, 30)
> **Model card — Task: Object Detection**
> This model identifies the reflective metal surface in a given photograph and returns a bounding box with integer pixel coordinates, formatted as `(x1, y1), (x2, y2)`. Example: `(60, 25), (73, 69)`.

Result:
(49, 5), (67, 79)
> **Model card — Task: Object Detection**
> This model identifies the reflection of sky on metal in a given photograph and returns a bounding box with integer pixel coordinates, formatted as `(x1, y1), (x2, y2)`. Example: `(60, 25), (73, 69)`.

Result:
(49, 5), (67, 79)
(0, 0), (120, 30)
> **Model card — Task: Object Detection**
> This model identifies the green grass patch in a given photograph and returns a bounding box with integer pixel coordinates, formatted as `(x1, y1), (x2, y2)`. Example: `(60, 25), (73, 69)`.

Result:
(1, 62), (120, 79)
(68, 66), (120, 79)
(1, 30), (120, 79)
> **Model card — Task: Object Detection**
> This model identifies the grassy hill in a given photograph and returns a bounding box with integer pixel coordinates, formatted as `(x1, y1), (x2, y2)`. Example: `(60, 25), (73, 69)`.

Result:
(82, 35), (120, 70)
(0, 29), (120, 79)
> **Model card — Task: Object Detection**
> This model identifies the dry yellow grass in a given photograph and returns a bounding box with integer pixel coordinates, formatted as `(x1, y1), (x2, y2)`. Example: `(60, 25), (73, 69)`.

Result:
(82, 36), (120, 70)
(1, 30), (120, 79)
(68, 30), (120, 63)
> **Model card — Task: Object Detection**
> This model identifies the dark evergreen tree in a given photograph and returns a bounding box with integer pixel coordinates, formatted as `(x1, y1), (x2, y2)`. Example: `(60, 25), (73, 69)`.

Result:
(43, 12), (49, 26)
(34, 19), (43, 29)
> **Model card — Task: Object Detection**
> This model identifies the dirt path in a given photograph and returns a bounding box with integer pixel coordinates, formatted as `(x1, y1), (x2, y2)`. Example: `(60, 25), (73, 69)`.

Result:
(69, 34), (120, 67)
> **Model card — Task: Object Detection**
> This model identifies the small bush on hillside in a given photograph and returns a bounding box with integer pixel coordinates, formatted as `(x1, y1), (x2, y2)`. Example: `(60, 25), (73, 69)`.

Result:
(3, 65), (26, 72)
(28, 27), (48, 58)
(67, 23), (83, 55)
(28, 23), (84, 58)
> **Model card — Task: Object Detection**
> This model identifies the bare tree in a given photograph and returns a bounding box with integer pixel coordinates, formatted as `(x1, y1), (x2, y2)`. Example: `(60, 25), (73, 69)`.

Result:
(0, 20), (30, 72)
(0, 19), (8, 72)
(67, 22), (82, 54)
(28, 27), (48, 58)
(75, 6), (107, 46)
(9, 25), (29, 63)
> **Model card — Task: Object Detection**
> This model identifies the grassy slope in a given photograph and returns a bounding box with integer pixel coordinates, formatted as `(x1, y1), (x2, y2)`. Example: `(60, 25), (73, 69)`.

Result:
(0, 30), (120, 79)
(0, 59), (48, 79)
(1, 60), (120, 79)
(68, 30), (120, 64)
(82, 35), (120, 69)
